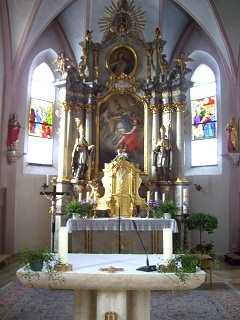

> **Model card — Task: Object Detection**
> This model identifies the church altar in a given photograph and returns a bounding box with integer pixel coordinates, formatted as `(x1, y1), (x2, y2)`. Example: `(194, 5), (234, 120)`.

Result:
(66, 217), (178, 233)
(66, 217), (178, 253)
(16, 254), (206, 320)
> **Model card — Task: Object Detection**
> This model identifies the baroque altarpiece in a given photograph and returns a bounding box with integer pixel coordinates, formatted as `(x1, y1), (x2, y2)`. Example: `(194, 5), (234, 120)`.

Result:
(53, 1), (193, 248)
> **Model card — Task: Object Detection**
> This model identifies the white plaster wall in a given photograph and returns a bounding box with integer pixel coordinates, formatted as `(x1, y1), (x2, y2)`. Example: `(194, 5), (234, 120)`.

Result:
(0, 15), (3, 124)
(14, 26), (64, 250)
(182, 28), (230, 254)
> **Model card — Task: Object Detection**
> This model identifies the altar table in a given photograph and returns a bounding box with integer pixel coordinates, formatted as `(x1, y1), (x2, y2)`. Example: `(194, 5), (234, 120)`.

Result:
(17, 254), (205, 320)
(66, 217), (178, 253)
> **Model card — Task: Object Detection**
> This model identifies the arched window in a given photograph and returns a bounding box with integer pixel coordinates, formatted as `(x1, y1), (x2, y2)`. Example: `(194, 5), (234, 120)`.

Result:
(190, 64), (217, 166)
(27, 63), (55, 165)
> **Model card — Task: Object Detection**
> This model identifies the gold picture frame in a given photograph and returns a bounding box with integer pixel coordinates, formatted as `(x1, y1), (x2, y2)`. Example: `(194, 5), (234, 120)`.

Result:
(106, 44), (137, 77)
(95, 92), (148, 174)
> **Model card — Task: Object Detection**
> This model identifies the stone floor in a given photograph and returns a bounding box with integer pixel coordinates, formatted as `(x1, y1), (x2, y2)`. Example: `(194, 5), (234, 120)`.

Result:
(0, 254), (240, 291)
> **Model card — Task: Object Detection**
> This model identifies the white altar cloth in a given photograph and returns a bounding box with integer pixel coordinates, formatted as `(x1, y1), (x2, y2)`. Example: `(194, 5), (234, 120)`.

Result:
(66, 217), (178, 233)
(17, 254), (205, 320)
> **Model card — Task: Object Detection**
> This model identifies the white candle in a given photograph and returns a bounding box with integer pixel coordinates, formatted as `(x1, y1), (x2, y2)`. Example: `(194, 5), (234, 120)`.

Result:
(58, 227), (68, 264)
(183, 188), (188, 214)
(46, 175), (49, 186)
(183, 189), (188, 204)
(86, 192), (89, 202)
(163, 228), (173, 265)
(155, 192), (158, 200)
(147, 191), (150, 201)
(78, 193), (82, 202)
(162, 193), (165, 202)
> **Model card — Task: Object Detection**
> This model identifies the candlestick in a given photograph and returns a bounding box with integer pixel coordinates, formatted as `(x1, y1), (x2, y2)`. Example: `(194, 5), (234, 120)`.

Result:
(58, 227), (68, 264)
(163, 228), (173, 265)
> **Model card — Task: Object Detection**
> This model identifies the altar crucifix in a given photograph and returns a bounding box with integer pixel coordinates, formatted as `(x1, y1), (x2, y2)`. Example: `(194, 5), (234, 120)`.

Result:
(40, 176), (69, 251)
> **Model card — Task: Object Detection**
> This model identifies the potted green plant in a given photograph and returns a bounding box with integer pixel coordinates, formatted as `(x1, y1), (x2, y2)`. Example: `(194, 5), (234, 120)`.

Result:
(18, 246), (58, 271)
(160, 199), (178, 219)
(17, 245), (65, 287)
(64, 199), (82, 218)
(186, 212), (218, 255)
(158, 250), (200, 285)
(65, 199), (97, 219)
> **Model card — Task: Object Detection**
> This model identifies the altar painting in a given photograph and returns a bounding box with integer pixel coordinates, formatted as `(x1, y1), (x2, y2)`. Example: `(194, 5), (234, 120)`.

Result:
(97, 93), (145, 172)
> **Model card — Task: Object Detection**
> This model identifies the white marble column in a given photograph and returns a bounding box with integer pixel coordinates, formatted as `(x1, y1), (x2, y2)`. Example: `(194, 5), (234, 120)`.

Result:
(85, 110), (93, 180)
(176, 109), (185, 180)
(151, 112), (160, 178)
(57, 103), (67, 181)
(97, 290), (127, 320)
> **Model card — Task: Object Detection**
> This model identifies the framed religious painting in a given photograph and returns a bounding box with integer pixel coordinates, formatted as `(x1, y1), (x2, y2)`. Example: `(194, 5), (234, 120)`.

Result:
(95, 92), (148, 174)
(106, 44), (137, 77)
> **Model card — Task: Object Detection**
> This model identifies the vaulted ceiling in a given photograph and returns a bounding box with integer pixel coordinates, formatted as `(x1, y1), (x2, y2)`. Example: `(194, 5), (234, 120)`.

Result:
(1, 0), (240, 79)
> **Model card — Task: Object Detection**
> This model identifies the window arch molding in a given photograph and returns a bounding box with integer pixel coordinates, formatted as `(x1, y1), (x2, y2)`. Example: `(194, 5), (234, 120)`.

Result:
(23, 49), (59, 176)
(184, 50), (222, 176)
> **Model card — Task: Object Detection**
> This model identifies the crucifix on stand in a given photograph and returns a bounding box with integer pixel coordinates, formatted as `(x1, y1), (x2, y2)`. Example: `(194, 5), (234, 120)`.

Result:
(40, 176), (69, 252)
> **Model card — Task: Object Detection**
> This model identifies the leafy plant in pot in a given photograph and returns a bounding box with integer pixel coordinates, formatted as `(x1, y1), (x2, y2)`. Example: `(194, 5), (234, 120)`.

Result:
(158, 250), (201, 285)
(17, 246), (64, 287)
(160, 199), (178, 219)
(64, 199), (97, 218)
(186, 212), (218, 255)
(64, 199), (82, 218)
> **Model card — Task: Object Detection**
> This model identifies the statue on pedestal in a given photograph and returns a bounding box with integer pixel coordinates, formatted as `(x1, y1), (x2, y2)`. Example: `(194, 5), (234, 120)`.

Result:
(7, 113), (24, 150)
(153, 125), (172, 181)
(225, 116), (238, 152)
(71, 124), (94, 180)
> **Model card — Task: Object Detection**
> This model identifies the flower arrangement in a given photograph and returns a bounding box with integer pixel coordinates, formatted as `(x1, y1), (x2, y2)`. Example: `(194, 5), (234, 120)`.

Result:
(147, 198), (178, 218)
(78, 199), (97, 217)
(147, 199), (164, 218)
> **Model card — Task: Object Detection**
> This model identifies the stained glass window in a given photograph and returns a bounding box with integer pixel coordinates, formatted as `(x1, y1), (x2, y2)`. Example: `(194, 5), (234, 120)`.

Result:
(190, 65), (217, 166)
(27, 63), (55, 165)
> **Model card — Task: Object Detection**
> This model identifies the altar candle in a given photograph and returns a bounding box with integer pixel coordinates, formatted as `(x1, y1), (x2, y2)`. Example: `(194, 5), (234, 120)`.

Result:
(163, 228), (173, 265)
(46, 175), (49, 186)
(58, 227), (68, 264)
(155, 192), (158, 200)
(183, 188), (188, 214)
(86, 192), (89, 202)
(78, 193), (82, 202)
(183, 189), (188, 204)
(162, 193), (165, 202)
(147, 191), (150, 201)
